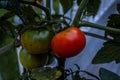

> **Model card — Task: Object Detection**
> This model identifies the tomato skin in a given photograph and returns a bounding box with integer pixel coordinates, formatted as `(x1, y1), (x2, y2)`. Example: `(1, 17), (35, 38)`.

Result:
(21, 29), (53, 54)
(19, 48), (48, 69)
(51, 27), (86, 58)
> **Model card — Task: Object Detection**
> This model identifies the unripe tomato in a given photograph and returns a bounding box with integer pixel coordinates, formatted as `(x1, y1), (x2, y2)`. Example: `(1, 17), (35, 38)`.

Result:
(51, 27), (86, 58)
(21, 28), (53, 54)
(19, 48), (48, 69)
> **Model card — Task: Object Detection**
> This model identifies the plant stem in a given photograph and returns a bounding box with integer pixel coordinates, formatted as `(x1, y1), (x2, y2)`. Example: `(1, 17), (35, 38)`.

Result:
(57, 57), (66, 80)
(83, 31), (112, 41)
(72, 0), (89, 25)
(46, 0), (52, 20)
(46, 0), (51, 11)
(0, 42), (14, 54)
(79, 20), (120, 34)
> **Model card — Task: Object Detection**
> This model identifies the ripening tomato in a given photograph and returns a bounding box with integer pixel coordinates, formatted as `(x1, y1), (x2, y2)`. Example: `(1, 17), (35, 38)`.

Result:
(51, 27), (86, 58)
(21, 28), (53, 54)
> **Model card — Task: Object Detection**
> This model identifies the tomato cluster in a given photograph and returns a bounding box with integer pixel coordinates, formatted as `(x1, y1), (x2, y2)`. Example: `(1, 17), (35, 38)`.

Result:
(20, 28), (54, 69)
(20, 27), (86, 69)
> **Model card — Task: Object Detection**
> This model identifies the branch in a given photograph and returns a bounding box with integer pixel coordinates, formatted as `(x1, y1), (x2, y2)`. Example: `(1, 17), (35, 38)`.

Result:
(0, 42), (14, 55)
(83, 31), (112, 41)
(79, 20), (120, 34)
(72, 0), (89, 25)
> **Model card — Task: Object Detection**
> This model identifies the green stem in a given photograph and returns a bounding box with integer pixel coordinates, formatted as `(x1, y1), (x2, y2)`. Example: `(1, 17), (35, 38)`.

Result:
(79, 20), (120, 34)
(72, 0), (89, 25)
(46, 0), (51, 19)
(46, 0), (51, 10)
(83, 31), (112, 41)
(0, 42), (14, 54)
(57, 57), (66, 80)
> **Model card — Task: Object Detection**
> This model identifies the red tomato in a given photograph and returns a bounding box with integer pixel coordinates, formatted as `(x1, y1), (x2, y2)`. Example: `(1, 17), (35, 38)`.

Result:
(51, 27), (86, 58)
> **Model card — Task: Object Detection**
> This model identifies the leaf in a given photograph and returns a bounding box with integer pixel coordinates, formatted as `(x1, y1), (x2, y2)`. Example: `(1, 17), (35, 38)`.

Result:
(0, 20), (16, 38)
(77, 0), (101, 16)
(0, 9), (8, 17)
(0, 37), (19, 80)
(31, 68), (62, 80)
(59, 0), (73, 14)
(86, 0), (101, 16)
(0, 11), (15, 20)
(117, 4), (120, 13)
(99, 68), (120, 80)
(0, 0), (40, 24)
(106, 14), (120, 42)
(92, 41), (120, 64)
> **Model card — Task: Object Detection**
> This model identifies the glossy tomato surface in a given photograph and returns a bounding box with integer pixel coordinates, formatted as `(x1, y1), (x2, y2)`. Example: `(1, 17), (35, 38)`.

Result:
(21, 28), (53, 54)
(51, 27), (86, 58)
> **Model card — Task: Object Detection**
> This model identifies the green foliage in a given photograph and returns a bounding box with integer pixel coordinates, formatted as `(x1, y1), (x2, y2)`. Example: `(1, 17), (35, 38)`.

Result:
(92, 41), (120, 64)
(0, 0), (41, 24)
(117, 4), (120, 13)
(31, 68), (62, 80)
(99, 68), (120, 80)
(53, 0), (59, 14)
(0, 0), (120, 80)
(59, 0), (73, 14)
(92, 4), (120, 64)
(77, 0), (101, 16)
(53, 0), (100, 16)
(106, 14), (120, 41)
(0, 37), (19, 80)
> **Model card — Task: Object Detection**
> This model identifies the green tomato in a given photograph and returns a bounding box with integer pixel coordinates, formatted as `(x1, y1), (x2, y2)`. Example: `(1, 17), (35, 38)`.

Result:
(21, 28), (53, 54)
(19, 48), (48, 69)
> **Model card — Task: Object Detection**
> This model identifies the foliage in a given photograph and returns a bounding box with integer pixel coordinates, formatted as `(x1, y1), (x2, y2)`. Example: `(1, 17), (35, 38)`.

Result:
(99, 68), (120, 80)
(31, 68), (62, 80)
(0, 36), (19, 80)
(92, 4), (120, 64)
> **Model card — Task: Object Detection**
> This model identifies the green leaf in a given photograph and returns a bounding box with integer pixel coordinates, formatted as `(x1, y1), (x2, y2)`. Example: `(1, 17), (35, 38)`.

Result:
(31, 68), (62, 80)
(0, 9), (8, 17)
(0, 0), (40, 24)
(0, 37), (19, 80)
(117, 4), (120, 13)
(99, 68), (120, 80)
(59, 0), (73, 14)
(0, 20), (16, 38)
(87, 0), (101, 16)
(92, 41), (120, 64)
(0, 11), (15, 20)
(106, 14), (120, 42)
(77, 0), (101, 16)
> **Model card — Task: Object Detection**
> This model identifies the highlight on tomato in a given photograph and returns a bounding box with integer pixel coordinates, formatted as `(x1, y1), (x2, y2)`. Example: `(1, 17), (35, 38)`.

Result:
(51, 27), (86, 58)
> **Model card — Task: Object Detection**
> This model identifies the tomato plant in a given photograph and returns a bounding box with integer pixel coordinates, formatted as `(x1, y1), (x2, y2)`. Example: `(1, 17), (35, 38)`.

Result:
(51, 27), (86, 58)
(1, 0), (120, 80)
(21, 28), (53, 54)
